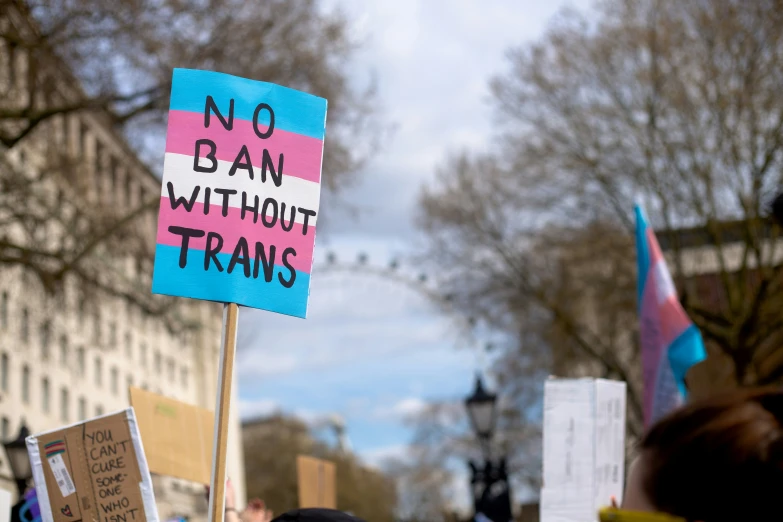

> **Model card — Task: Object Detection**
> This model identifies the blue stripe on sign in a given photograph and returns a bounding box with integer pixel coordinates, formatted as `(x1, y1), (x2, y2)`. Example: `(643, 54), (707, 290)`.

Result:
(151, 244), (311, 318)
(168, 68), (328, 141)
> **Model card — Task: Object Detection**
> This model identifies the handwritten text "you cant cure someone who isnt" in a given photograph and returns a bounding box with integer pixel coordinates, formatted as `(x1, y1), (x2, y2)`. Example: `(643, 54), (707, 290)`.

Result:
(86, 429), (137, 522)
(166, 95), (318, 288)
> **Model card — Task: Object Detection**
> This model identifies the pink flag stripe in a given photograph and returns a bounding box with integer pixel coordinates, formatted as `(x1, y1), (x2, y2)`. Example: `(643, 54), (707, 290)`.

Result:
(640, 277), (663, 420)
(156, 199), (315, 274)
(165, 109), (324, 184)
(646, 228), (665, 264)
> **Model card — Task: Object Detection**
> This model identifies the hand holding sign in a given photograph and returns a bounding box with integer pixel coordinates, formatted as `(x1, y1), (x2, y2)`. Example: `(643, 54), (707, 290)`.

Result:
(151, 69), (327, 522)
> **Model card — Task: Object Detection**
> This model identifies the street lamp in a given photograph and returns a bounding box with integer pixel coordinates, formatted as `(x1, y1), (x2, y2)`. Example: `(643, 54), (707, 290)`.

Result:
(3, 423), (32, 496)
(465, 374), (497, 458)
(465, 376), (511, 522)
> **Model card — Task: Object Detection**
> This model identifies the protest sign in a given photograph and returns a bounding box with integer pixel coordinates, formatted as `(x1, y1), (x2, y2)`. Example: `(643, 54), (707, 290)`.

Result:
(151, 68), (328, 319)
(25, 409), (157, 522)
(296, 456), (336, 510)
(0, 488), (10, 522)
(129, 387), (214, 484)
(540, 378), (626, 522)
(150, 67), (328, 522)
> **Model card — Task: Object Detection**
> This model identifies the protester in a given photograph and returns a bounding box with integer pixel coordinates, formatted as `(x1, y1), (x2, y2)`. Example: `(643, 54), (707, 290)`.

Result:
(206, 479), (365, 521)
(206, 478), (273, 522)
(622, 387), (783, 521)
(269, 509), (367, 521)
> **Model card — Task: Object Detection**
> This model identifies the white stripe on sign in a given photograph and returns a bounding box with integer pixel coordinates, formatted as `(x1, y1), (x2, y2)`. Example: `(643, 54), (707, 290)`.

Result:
(160, 153), (322, 224)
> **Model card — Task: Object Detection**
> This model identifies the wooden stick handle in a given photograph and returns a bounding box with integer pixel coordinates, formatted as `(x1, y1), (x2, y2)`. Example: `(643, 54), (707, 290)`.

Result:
(208, 303), (240, 522)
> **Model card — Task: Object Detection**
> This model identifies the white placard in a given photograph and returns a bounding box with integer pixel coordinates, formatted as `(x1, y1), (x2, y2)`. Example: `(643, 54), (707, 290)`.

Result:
(0, 488), (11, 522)
(540, 377), (627, 522)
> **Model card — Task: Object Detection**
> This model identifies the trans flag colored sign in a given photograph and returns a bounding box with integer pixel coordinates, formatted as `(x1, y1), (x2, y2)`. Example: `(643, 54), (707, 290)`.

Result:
(152, 68), (327, 318)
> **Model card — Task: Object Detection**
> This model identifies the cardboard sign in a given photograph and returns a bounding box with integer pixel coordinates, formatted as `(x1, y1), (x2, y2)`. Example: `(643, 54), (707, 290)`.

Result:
(540, 378), (626, 522)
(296, 456), (336, 509)
(26, 410), (157, 522)
(151, 68), (328, 318)
(129, 387), (214, 484)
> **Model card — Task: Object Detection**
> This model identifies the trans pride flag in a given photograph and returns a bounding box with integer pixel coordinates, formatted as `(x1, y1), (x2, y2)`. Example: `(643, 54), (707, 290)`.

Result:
(635, 205), (706, 427)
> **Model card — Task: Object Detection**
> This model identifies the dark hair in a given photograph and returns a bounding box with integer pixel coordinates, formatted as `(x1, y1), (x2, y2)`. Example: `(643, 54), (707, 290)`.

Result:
(640, 387), (783, 521)
(270, 509), (366, 522)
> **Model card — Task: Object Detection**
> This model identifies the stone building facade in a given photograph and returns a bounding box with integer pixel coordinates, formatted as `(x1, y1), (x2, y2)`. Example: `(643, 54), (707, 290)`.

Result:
(0, 3), (246, 519)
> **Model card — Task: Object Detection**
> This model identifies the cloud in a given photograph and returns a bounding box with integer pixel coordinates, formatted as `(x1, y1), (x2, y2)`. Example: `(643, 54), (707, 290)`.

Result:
(391, 397), (428, 417)
(239, 398), (280, 419)
(374, 397), (429, 421)
(239, 399), (335, 431)
(235, 0), (596, 497)
(360, 444), (410, 469)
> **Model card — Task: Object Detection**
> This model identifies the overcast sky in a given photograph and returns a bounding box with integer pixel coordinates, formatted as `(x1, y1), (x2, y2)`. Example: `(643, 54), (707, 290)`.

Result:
(236, 0), (594, 508)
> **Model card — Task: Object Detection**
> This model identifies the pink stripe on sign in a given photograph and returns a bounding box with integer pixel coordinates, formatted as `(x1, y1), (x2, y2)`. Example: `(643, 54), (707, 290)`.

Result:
(156, 199), (315, 274)
(165, 110), (324, 184)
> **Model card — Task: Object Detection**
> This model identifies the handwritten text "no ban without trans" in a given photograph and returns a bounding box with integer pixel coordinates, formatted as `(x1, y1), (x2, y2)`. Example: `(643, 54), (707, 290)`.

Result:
(166, 95), (319, 289)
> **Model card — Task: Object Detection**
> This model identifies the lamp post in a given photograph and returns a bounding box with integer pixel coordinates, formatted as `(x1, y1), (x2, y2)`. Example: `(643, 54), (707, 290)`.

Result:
(3, 423), (32, 497)
(465, 376), (512, 522)
(465, 375), (497, 460)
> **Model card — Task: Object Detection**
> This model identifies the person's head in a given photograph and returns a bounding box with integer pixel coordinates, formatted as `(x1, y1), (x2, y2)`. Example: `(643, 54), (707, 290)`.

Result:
(623, 387), (783, 521)
(270, 508), (366, 522)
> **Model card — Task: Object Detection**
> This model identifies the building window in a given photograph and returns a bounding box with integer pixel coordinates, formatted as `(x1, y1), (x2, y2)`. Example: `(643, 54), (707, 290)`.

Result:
(78, 397), (87, 420)
(60, 114), (69, 148)
(109, 156), (118, 199)
(1, 417), (8, 439)
(60, 388), (69, 423)
(79, 122), (89, 157)
(109, 322), (117, 348)
(154, 351), (161, 374)
(181, 367), (188, 388)
(6, 42), (15, 85)
(78, 293), (87, 325)
(167, 359), (175, 381)
(21, 365), (30, 403)
(94, 356), (102, 387)
(40, 321), (51, 359)
(135, 257), (144, 281)
(60, 335), (68, 365)
(21, 308), (29, 342)
(125, 175), (133, 207)
(77, 347), (85, 376)
(93, 310), (101, 344)
(125, 332), (132, 359)
(127, 375), (134, 391)
(0, 291), (7, 329)
(0, 352), (8, 392)
(42, 377), (50, 413)
(95, 405), (104, 416)
(94, 141), (103, 194)
(111, 367), (118, 395)
(140, 343), (147, 367)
